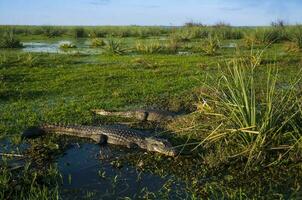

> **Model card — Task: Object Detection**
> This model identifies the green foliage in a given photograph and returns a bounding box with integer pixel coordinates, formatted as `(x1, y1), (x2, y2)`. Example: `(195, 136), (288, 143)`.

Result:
(200, 35), (220, 55)
(290, 26), (302, 49)
(42, 26), (64, 37)
(20, 53), (38, 67)
(135, 40), (162, 54)
(0, 31), (23, 48)
(90, 38), (105, 48)
(254, 27), (288, 44)
(198, 56), (302, 167)
(0, 162), (60, 200)
(103, 39), (127, 55)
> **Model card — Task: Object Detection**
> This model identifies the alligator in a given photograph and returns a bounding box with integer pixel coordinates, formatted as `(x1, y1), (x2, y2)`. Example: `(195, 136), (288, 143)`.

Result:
(92, 109), (179, 122)
(23, 124), (177, 157)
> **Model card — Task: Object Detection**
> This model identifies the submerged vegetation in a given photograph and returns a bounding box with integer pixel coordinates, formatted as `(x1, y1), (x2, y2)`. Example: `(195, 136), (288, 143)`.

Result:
(0, 22), (302, 199)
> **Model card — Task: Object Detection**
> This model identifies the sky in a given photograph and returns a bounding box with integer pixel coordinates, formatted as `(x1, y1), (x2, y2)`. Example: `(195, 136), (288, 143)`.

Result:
(1, 0), (302, 26)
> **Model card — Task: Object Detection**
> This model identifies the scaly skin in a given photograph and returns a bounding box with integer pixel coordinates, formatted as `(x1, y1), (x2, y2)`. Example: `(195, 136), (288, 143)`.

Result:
(25, 124), (177, 157)
(92, 109), (177, 122)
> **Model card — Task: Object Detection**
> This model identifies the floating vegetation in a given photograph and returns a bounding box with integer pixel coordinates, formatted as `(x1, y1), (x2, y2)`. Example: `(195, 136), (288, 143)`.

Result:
(59, 42), (77, 50)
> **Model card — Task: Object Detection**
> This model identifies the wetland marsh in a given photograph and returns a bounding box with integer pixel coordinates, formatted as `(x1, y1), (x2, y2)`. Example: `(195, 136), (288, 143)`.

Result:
(0, 24), (302, 199)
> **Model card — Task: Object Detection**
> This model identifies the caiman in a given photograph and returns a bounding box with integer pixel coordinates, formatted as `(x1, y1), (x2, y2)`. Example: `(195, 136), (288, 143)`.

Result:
(92, 109), (178, 122)
(23, 124), (177, 157)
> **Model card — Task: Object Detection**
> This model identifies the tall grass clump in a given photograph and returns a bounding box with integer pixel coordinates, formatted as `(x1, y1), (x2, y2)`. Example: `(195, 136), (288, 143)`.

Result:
(0, 31), (23, 48)
(197, 56), (302, 168)
(285, 26), (302, 52)
(103, 39), (127, 55)
(90, 38), (105, 48)
(253, 27), (288, 44)
(200, 35), (220, 55)
(135, 40), (162, 54)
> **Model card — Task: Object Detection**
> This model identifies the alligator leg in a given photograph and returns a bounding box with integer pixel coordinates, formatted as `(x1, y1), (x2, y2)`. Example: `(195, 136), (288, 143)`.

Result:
(99, 145), (112, 160)
(97, 134), (113, 160)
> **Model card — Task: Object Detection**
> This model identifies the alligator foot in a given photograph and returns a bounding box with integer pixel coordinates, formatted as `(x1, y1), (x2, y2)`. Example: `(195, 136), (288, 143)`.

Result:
(99, 144), (112, 160)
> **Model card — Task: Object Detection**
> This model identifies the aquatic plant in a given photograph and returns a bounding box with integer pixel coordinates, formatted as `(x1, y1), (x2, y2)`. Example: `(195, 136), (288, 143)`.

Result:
(103, 39), (127, 55)
(0, 162), (60, 199)
(0, 31), (23, 48)
(59, 42), (76, 49)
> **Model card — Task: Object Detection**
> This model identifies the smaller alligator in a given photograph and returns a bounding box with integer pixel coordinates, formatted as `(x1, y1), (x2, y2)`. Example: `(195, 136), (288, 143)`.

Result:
(23, 124), (177, 157)
(92, 109), (178, 122)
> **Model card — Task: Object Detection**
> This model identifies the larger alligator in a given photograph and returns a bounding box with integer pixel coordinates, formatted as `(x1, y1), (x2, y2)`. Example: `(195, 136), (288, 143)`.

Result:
(23, 124), (177, 157)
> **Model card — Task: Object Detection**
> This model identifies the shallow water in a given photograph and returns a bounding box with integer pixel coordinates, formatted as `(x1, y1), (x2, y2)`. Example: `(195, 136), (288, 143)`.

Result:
(22, 39), (102, 54)
(58, 143), (177, 199)
(0, 139), (185, 199)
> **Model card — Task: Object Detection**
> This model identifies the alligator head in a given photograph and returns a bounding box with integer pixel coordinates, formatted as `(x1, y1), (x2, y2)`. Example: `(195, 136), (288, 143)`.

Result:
(145, 137), (177, 157)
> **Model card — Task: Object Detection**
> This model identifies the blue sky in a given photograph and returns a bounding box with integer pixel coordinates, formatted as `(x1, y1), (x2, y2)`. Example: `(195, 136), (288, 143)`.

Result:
(1, 0), (302, 26)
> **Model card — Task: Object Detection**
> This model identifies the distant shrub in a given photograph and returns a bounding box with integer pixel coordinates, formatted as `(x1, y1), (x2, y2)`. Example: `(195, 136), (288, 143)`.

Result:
(42, 26), (64, 37)
(73, 27), (85, 38)
(0, 31), (23, 48)
(213, 21), (231, 28)
(271, 19), (286, 28)
(184, 21), (205, 27)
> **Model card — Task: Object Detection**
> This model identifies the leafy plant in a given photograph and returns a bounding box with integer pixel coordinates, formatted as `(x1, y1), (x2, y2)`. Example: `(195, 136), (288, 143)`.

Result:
(103, 39), (127, 55)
